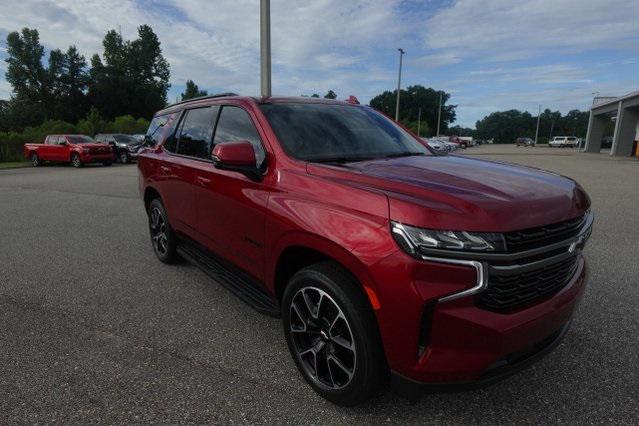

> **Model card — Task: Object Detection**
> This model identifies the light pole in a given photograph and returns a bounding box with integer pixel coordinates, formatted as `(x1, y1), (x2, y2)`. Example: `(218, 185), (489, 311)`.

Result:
(436, 91), (443, 136)
(534, 104), (541, 145)
(260, 0), (271, 98)
(394, 48), (405, 121)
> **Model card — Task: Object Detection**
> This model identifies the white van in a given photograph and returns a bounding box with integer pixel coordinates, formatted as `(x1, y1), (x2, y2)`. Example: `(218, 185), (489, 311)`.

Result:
(549, 136), (578, 148)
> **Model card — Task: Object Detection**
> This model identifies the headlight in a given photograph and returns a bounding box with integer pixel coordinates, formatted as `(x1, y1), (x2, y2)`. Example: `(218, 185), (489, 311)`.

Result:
(391, 221), (506, 255)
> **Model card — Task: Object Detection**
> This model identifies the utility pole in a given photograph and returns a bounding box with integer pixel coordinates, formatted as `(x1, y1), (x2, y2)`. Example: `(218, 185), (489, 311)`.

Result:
(436, 91), (443, 136)
(260, 0), (271, 98)
(534, 104), (541, 145)
(417, 107), (421, 137)
(394, 48), (405, 121)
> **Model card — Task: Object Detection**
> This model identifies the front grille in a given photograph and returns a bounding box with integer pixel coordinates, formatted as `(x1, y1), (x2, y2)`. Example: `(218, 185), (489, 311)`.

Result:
(477, 255), (580, 312)
(504, 214), (586, 252)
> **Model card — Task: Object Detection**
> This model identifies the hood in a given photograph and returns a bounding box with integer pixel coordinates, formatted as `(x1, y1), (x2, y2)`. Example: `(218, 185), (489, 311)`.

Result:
(307, 155), (590, 232)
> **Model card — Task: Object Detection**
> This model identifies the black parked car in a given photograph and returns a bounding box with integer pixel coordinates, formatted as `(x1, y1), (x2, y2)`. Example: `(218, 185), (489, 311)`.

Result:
(601, 136), (613, 149)
(94, 134), (143, 163)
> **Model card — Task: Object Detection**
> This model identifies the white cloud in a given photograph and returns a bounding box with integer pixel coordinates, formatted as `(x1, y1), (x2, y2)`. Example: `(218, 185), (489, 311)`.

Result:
(425, 0), (639, 62)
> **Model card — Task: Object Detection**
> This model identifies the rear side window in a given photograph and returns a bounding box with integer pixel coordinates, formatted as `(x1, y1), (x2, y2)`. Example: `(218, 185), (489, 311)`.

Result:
(176, 107), (219, 159)
(214, 106), (266, 167)
(147, 114), (171, 147)
(46, 136), (58, 144)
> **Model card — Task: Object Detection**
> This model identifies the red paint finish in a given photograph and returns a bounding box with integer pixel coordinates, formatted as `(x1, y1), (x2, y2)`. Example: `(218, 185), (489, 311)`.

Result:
(24, 134), (114, 165)
(138, 95), (591, 386)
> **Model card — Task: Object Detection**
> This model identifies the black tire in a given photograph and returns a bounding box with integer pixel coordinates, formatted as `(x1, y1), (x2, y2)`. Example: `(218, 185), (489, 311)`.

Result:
(119, 151), (129, 164)
(148, 198), (180, 264)
(30, 152), (41, 167)
(102, 161), (113, 166)
(71, 152), (82, 168)
(282, 262), (387, 406)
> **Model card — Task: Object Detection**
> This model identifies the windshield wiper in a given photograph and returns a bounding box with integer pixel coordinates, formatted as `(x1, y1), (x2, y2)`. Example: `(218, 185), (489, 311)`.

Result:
(383, 152), (425, 159)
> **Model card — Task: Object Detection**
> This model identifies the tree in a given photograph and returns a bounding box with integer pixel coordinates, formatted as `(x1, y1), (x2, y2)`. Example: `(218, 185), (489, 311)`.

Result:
(324, 90), (337, 99)
(4, 29), (90, 130)
(369, 85), (456, 136)
(88, 25), (170, 120)
(181, 80), (208, 100)
(475, 110), (536, 143)
(311, 93), (320, 98)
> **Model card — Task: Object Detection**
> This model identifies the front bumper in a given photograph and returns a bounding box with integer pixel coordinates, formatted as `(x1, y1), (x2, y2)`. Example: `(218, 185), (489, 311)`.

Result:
(369, 215), (591, 391)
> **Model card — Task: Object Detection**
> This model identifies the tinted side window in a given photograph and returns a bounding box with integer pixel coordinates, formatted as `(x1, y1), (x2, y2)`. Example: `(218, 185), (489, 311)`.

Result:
(148, 114), (171, 147)
(176, 107), (218, 159)
(214, 106), (266, 167)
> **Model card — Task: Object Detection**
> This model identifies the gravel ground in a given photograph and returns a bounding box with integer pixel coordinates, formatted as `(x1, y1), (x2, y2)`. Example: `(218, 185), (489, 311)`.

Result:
(0, 148), (637, 424)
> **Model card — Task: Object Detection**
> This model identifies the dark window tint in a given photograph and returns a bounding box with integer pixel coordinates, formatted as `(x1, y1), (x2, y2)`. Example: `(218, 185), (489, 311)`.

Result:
(214, 106), (265, 167)
(260, 103), (429, 162)
(176, 107), (218, 158)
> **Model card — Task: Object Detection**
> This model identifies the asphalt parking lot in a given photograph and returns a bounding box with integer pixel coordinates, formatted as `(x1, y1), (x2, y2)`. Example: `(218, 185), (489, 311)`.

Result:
(1, 147), (637, 423)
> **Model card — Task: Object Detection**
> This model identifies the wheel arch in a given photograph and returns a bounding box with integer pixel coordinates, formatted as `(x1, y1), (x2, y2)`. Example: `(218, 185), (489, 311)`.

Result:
(143, 186), (162, 213)
(269, 233), (381, 313)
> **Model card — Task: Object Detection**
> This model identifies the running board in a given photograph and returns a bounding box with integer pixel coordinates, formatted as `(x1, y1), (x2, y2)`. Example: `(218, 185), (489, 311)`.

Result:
(177, 240), (280, 318)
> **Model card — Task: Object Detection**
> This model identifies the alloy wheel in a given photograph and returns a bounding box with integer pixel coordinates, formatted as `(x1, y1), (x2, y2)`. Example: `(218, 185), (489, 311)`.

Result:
(289, 286), (357, 390)
(72, 154), (81, 167)
(149, 207), (168, 255)
(120, 152), (128, 163)
(31, 154), (39, 166)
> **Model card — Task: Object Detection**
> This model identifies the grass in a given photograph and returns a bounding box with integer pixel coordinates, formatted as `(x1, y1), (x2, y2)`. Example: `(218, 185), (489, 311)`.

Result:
(0, 161), (30, 169)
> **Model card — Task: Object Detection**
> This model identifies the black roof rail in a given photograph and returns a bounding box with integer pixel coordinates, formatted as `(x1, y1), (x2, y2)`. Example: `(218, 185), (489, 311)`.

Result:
(165, 92), (239, 109)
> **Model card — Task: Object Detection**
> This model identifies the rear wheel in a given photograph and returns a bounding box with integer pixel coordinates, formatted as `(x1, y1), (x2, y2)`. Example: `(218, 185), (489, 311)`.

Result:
(71, 153), (82, 168)
(148, 198), (180, 264)
(119, 151), (129, 164)
(282, 262), (387, 406)
(30, 153), (41, 167)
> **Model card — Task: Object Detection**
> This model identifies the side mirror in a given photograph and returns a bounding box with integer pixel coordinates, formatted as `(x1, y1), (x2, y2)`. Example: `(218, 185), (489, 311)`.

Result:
(211, 140), (262, 181)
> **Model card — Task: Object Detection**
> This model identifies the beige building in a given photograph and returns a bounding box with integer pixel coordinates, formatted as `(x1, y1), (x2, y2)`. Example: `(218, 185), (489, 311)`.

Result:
(585, 91), (639, 156)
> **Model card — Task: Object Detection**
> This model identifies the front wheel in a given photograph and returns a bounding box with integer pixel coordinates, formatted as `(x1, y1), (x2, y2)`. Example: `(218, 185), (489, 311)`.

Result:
(71, 153), (82, 168)
(282, 262), (387, 406)
(119, 151), (129, 164)
(30, 153), (41, 167)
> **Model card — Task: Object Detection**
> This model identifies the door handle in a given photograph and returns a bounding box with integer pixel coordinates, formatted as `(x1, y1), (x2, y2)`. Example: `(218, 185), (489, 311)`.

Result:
(197, 176), (212, 186)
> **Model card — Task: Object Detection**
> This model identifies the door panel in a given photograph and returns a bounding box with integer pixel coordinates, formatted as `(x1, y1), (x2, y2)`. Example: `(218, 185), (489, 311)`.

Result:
(192, 162), (269, 281)
(193, 105), (269, 281)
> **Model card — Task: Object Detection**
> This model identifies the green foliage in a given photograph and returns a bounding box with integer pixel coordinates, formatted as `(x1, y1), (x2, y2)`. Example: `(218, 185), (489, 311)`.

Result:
(0, 109), (150, 161)
(181, 80), (208, 100)
(448, 125), (475, 137)
(311, 93), (320, 98)
(4, 29), (90, 129)
(324, 90), (337, 99)
(88, 25), (170, 120)
(369, 85), (456, 136)
(474, 108), (591, 143)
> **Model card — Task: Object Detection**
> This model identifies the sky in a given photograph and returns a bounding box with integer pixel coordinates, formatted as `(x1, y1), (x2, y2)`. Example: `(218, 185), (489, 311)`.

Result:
(0, 0), (637, 128)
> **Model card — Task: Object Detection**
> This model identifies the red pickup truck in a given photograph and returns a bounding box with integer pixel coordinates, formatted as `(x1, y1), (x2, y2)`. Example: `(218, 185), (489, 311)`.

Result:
(24, 134), (115, 167)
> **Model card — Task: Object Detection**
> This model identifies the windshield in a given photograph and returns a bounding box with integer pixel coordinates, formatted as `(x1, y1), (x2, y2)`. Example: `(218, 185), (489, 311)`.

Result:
(114, 135), (139, 144)
(260, 103), (430, 162)
(67, 135), (95, 144)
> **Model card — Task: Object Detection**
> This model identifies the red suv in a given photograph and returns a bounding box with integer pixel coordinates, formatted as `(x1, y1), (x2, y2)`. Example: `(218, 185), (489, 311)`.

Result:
(137, 94), (592, 405)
